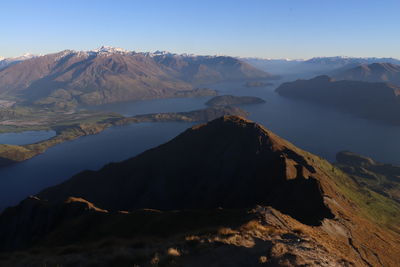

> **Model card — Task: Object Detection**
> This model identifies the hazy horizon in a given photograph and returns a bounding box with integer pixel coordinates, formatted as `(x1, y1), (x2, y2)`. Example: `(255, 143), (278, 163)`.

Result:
(4, 45), (400, 61)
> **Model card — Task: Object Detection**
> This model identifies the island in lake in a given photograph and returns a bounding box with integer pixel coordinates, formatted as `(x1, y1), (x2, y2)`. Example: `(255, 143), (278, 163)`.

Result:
(276, 75), (400, 125)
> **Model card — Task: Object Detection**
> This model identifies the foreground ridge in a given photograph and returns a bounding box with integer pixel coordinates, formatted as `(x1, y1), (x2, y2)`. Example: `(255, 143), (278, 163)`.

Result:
(0, 116), (399, 266)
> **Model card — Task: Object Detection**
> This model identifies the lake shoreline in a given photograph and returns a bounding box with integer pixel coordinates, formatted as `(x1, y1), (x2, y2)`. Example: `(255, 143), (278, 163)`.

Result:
(0, 106), (248, 167)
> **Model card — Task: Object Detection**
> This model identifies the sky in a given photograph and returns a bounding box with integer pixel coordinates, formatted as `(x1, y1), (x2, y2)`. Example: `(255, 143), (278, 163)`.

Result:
(1, 0), (400, 59)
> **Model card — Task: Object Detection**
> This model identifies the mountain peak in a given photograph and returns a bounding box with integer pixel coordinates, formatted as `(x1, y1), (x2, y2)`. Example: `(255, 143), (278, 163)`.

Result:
(0, 53), (37, 62)
(334, 62), (400, 85)
(91, 45), (130, 54)
(38, 115), (333, 225)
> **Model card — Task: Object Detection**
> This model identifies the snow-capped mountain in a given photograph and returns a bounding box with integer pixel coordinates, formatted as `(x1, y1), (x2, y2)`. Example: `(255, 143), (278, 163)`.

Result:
(304, 56), (400, 66)
(243, 56), (400, 77)
(241, 57), (305, 75)
(0, 53), (38, 70)
(91, 45), (129, 54)
(0, 47), (273, 107)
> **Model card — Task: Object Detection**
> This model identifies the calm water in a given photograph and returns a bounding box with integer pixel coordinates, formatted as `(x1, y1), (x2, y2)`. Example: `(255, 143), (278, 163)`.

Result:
(1, 80), (400, 210)
(0, 130), (56, 145)
(211, 81), (400, 165)
(0, 122), (193, 210)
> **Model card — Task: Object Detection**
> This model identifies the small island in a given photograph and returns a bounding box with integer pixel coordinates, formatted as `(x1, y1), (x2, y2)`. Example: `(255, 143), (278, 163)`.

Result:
(245, 81), (273, 87)
(205, 95), (266, 107)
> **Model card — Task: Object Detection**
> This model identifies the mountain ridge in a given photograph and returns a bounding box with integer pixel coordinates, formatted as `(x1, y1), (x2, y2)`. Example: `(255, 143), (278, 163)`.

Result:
(276, 75), (400, 124)
(242, 56), (400, 76)
(0, 47), (273, 107)
(334, 62), (400, 85)
(0, 116), (399, 266)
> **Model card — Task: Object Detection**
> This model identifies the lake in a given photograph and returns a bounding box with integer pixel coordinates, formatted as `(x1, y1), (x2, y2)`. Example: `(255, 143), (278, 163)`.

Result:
(1, 79), (400, 211)
(0, 122), (194, 210)
(0, 130), (56, 145)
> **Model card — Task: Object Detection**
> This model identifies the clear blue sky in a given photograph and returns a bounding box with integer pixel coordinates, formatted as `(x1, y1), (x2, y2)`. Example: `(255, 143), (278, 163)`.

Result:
(1, 0), (399, 59)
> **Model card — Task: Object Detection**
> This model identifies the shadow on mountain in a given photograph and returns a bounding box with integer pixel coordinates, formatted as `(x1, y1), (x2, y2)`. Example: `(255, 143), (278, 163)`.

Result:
(38, 116), (333, 226)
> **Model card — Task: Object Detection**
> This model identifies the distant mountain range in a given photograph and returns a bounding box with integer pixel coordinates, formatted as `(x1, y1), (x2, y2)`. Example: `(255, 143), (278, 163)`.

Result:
(240, 57), (303, 75)
(242, 56), (400, 77)
(304, 56), (400, 67)
(276, 75), (400, 124)
(0, 116), (399, 266)
(0, 47), (273, 107)
(333, 63), (400, 85)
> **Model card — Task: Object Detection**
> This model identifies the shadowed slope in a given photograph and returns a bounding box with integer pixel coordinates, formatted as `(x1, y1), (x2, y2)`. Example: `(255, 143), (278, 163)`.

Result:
(1, 116), (400, 266)
(276, 75), (400, 124)
(39, 116), (333, 225)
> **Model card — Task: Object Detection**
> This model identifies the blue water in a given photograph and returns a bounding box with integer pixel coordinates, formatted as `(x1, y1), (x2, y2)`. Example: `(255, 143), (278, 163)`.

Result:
(2, 79), (400, 211)
(212, 81), (400, 165)
(0, 130), (56, 145)
(0, 122), (193, 210)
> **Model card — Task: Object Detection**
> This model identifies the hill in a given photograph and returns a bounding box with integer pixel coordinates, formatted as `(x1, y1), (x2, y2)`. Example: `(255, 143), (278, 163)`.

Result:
(334, 63), (400, 85)
(276, 75), (400, 125)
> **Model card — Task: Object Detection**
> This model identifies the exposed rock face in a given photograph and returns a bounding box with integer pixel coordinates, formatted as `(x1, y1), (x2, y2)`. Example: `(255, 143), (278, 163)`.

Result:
(205, 95), (265, 107)
(0, 116), (399, 266)
(334, 63), (400, 85)
(276, 75), (400, 124)
(0, 50), (271, 106)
